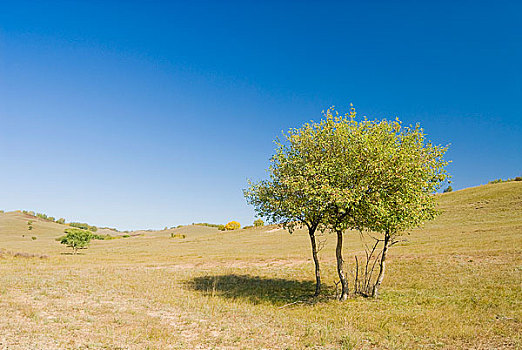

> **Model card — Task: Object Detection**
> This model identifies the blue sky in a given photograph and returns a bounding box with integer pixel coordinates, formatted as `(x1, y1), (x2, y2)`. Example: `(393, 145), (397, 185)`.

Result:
(1, 1), (521, 230)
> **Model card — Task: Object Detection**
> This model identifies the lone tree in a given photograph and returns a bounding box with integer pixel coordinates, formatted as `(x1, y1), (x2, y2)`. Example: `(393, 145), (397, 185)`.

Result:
(60, 228), (93, 254)
(246, 105), (449, 300)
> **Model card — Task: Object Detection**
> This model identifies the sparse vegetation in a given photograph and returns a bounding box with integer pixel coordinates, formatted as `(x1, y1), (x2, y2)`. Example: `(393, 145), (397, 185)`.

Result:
(444, 185), (453, 193)
(253, 219), (264, 227)
(69, 222), (98, 232)
(192, 223), (222, 229)
(489, 176), (522, 184)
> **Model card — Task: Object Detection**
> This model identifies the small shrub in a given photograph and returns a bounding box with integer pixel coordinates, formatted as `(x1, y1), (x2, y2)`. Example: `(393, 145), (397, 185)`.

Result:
(193, 223), (222, 228)
(217, 224), (225, 231)
(443, 186), (453, 193)
(69, 222), (97, 232)
(91, 234), (113, 240)
(28, 226), (33, 231)
(515, 176), (522, 181)
(31, 236), (37, 240)
(122, 235), (130, 238)
(170, 233), (185, 239)
(253, 219), (264, 227)
(27, 221), (33, 225)
(242, 225), (253, 230)
(0, 210), (4, 213)
(56, 218), (66, 224)
(225, 221), (240, 231)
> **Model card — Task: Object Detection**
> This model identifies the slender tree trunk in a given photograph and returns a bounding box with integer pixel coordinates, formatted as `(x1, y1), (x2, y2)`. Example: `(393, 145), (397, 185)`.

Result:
(308, 229), (321, 296)
(336, 230), (348, 300)
(372, 231), (390, 298)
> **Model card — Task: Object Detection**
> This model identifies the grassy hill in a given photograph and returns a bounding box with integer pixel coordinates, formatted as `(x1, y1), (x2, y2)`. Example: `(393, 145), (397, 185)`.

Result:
(0, 182), (520, 349)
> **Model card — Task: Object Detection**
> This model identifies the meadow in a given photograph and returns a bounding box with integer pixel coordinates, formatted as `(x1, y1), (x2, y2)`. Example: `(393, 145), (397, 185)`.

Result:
(0, 182), (520, 349)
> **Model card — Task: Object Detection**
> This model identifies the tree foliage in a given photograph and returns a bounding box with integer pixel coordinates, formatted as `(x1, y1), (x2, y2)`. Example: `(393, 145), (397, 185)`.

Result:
(60, 228), (93, 254)
(224, 221), (241, 231)
(245, 105), (449, 299)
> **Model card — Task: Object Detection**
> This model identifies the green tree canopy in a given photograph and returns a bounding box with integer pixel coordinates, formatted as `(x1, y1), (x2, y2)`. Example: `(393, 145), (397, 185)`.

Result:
(60, 228), (93, 254)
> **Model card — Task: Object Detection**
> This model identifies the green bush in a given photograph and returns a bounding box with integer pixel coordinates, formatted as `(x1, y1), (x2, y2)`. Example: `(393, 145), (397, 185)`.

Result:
(443, 186), (453, 193)
(253, 219), (264, 227)
(170, 233), (185, 239)
(31, 236), (37, 240)
(217, 224), (225, 231)
(56, 218), (66, 224)
(515, 176), (522, 181)
(69, 222), (97, 232)
(242, 225), (253, 230)
(193, 223), (222, 228)
(225, 221), (241, 231)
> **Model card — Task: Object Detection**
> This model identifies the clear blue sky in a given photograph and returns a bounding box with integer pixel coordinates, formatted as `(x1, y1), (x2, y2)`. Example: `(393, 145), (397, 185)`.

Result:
(1, 1), (521, 230)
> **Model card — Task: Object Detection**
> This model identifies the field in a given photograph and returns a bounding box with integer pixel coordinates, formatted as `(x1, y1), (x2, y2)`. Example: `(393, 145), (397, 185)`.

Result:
(0, 182), (521, 349)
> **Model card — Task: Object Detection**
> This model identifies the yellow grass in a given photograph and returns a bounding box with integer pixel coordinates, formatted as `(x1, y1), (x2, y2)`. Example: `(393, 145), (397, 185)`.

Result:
(0, 182), (521, 349)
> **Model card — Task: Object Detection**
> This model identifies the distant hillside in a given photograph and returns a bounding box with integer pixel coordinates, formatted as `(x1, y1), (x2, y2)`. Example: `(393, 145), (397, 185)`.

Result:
(0, 181), (520, 256)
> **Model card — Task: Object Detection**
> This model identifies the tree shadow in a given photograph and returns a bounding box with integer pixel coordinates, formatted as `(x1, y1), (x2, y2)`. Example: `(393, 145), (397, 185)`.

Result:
(187, 274), (331, 305)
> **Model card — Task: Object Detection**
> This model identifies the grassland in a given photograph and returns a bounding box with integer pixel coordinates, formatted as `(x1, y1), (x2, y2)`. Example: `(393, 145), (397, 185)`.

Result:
(0, 182), (521, 349)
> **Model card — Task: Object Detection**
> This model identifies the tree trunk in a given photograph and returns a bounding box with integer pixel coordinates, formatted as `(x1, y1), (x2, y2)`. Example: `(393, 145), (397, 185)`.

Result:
(372, 231), (390, 298)
(308, 229), (321, 296)
(336, 230), (348, 300)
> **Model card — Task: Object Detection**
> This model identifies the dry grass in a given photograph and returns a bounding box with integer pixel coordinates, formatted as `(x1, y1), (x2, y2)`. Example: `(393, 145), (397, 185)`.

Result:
(0, 182), (521, 349)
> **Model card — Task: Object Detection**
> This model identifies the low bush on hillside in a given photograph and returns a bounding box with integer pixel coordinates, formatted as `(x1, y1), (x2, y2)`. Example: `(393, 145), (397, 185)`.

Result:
(69, 222), (98, 232)
(193, 223), (222, 229)
(170, 233), (186, 239)
(443, 186), (453, 193)
(242, 225), (253, 230)
(254, 219), (264, 227)
(489, 176), (522, 184)
(224, 221), (241, 231)
(217, 224), (225, 231)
